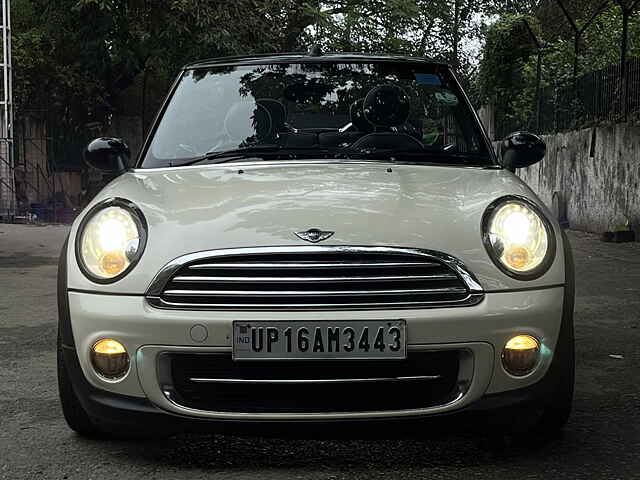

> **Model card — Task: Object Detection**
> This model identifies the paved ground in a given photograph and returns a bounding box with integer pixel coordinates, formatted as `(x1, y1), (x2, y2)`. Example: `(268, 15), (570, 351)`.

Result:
(1, 224), (639, 479)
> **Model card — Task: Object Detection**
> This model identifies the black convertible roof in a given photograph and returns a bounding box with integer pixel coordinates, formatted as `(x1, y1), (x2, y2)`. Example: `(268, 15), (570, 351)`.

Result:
(184, 52), (450, 70)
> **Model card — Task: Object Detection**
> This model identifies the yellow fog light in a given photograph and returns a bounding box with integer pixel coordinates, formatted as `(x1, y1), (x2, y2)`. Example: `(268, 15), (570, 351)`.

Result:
(90, 339), (130, 380)
(502, 335), (540, 376)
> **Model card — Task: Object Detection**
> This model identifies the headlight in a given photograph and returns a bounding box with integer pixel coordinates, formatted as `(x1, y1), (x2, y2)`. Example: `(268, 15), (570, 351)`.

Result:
(76, 198), (147, 283)
(482, 196), (555, 279)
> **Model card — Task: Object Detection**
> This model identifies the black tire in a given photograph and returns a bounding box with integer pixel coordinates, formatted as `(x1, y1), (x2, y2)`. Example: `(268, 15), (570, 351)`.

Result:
(531, 326), (575, 439)
(532, 352), (573, 439)
(527, 231), (576, 441)
(531, 230), (576, 438)
(493, 335), (574, 450)
(57, 332), (101, 437)
(511, 230), (575, 445)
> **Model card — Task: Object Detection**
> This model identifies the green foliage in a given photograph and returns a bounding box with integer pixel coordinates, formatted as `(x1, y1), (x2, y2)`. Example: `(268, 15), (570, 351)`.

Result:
(13, 0), (640, 143)
(477, 14), (537, 111)
(9, 0), (516, 137)
(317, 0), (495, 88)
(13, 0), (303, 128)
(478, 0), (640, 135)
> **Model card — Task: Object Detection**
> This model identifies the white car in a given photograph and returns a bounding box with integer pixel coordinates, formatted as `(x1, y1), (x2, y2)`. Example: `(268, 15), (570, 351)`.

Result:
(57, 53), (574, 440)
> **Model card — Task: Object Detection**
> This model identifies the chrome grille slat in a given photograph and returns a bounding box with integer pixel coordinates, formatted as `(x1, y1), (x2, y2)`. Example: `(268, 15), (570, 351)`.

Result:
(188, 375), (443, 384)
(188, 261), (440, 270)
(150, 294), (483, 310)
(172, 273), (457, 283)
(148, 246), (484, 310)
(163, 287), (468, 297)
(156, 301), (467, 309)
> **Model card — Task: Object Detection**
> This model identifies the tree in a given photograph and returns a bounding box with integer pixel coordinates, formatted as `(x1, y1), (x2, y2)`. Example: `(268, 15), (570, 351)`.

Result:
(10, 0), (519, 145)
(486, 0), (541, 15)
(613, 0), (640, 69)
(554, 0), (610, 81)
(317, 0), (495, 81)
(478, 0), (640, 136)
(477, 14), (539, 134)
(13, 1), (311, 130)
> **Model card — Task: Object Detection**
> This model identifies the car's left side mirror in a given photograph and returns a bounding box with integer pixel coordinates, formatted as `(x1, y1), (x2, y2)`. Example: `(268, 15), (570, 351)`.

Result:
(499, 132), (546, 171)
(83, 137), (131, 173)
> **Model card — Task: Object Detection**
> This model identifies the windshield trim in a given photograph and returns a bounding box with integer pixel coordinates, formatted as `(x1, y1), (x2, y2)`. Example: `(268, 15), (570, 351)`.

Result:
(135, 60), (498, 169)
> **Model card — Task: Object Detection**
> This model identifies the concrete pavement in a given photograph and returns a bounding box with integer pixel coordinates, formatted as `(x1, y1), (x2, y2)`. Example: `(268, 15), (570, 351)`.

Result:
(1, 224), (639, 479)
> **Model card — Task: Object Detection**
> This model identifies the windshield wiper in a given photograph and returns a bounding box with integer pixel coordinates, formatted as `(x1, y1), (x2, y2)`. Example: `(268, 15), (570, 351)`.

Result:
(176, 145), (351, 167)
(177, 144), (282, 167)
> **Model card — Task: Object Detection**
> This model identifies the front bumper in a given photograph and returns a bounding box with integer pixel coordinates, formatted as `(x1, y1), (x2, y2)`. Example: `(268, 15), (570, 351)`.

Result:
(66, 287), (564, 422)
(61, 342), (558, 436)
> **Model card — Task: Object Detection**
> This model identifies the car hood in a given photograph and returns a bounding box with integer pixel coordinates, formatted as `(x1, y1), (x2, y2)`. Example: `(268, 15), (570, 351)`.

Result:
(67, 161), (565, 293)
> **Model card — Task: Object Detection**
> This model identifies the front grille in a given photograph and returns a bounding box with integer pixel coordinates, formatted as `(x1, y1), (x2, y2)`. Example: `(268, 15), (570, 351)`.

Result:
(147, 246), (483, 310)
(162, 351), (461, 413)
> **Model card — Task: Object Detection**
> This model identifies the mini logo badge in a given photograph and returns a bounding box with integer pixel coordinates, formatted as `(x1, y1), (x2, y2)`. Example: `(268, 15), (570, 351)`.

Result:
(295, 228), (334, 243)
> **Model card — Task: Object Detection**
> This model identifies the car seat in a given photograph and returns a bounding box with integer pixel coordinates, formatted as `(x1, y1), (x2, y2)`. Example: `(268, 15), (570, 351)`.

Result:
(351, 85), (424, 152)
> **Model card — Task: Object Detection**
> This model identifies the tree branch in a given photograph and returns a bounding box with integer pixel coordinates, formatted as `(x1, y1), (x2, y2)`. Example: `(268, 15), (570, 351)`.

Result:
(556, 0), (609, 35)
(556, 0), (578, 33)
(522, 18), (541, 49)
(578, 1), (610, 35)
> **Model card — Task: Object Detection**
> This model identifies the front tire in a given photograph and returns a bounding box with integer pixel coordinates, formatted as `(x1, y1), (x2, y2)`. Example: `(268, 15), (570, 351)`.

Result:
(57, 333), (101, 437)
(529, 229), (575, 439)
(533, 388), (573, 439)
(531, 323), (575, 438)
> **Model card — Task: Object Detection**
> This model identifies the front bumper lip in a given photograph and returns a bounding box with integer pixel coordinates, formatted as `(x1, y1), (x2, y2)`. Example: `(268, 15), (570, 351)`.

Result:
(137, 343), (493, 421)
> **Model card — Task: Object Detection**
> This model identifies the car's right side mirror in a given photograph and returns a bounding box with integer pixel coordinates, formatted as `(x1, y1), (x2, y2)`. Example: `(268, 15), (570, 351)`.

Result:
(83, 137), (131, 173)
(499, 132), (546, 171)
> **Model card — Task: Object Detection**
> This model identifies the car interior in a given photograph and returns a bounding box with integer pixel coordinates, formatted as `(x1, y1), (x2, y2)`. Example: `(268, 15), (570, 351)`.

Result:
(239, 84), (441, 154)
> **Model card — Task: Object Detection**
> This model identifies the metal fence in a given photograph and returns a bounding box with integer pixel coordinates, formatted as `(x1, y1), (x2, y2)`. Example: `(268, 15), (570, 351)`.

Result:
(494, 57), (640, 140)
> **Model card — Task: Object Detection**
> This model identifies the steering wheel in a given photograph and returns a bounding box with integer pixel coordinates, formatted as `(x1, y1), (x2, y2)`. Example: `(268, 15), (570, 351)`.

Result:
(207, 101), (273, 152)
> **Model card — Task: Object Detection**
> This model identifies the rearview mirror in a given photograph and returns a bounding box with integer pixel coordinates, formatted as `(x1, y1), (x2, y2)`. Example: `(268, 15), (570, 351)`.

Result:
(84, 137), (130, 173)
(499, 132), (545, 171)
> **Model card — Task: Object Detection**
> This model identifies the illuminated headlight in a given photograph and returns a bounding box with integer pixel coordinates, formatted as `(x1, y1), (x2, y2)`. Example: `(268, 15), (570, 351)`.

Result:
(482, 197), (555, 279)
(76, 198), (147, 282)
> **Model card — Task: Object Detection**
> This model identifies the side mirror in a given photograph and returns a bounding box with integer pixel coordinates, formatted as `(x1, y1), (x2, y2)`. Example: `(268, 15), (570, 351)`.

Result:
(84, 137), (130, 173)
(499, 132), (545, 171)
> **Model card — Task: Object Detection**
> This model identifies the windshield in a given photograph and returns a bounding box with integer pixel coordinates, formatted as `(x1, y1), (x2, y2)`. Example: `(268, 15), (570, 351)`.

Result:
(140, 61), (493, 168)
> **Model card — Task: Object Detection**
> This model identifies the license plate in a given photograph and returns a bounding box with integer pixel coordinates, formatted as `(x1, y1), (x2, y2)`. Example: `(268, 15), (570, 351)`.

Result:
(232, 320), (406, 360)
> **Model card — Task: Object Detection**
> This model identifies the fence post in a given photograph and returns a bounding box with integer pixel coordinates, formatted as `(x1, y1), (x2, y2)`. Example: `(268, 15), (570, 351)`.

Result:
(624, 59), (630, 122)
(53, 169), (56, 223)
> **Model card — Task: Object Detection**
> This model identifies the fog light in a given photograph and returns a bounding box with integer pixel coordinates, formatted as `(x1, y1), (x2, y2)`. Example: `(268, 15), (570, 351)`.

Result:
(90, 339), (130, 379)
(502, 335), (540, 376)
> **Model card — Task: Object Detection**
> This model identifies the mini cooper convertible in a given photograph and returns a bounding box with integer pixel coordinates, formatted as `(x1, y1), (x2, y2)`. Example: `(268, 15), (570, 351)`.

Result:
(57, 53), (574, 440)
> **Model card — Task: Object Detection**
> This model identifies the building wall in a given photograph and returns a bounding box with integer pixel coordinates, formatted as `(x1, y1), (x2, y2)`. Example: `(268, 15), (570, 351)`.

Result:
(12, 114), (146, 213)
(512, 123), (640, 235)
(14, 116), (83, 209)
